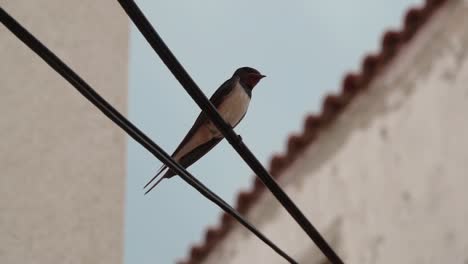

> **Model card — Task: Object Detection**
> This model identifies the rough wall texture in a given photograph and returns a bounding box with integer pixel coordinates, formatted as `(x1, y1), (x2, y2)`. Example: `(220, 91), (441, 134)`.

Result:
(200, 1), (468, 263)
(0, 1), (128, 264)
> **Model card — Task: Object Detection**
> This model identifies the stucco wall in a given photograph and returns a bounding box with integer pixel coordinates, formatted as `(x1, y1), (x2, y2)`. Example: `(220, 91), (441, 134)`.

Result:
(201, 1), (468, 263)
(1, 1), (128, 263)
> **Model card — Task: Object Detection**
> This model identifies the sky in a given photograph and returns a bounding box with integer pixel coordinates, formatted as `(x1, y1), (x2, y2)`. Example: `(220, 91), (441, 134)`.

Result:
(124, 1), (423, 263)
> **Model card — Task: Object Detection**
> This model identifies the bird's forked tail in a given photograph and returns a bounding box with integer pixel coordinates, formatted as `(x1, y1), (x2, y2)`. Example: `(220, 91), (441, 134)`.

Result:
(144, 175), (166, 195)
(143, 164), (167, 192)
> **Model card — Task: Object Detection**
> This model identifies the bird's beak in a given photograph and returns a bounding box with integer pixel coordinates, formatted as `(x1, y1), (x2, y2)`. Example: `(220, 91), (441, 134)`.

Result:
(259, 74), (266, 79)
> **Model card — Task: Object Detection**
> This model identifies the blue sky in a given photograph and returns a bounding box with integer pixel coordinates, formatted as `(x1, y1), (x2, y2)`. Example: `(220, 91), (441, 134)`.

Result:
(124, 1), (422, 263)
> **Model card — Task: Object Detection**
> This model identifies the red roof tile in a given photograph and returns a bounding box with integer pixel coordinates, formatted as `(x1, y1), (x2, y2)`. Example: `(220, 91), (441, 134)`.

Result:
(179, 0), (448, 262)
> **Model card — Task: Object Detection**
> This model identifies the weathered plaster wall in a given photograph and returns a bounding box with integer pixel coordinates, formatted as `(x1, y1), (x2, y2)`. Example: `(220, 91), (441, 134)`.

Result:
(1, 1), (128, 263)
(202, 1), (468, 263)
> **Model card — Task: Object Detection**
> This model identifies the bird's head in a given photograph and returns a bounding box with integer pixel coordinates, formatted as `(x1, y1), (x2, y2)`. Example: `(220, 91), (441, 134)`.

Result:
(234, 67), (266, 90)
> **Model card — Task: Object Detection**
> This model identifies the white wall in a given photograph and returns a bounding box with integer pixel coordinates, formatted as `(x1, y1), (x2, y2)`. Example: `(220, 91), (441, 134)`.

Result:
(0, 1), (128, 263)
(201, 1), (468, 263)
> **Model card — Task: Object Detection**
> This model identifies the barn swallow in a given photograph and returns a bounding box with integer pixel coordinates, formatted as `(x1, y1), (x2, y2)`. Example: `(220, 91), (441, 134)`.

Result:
(144, 67), (266, 194)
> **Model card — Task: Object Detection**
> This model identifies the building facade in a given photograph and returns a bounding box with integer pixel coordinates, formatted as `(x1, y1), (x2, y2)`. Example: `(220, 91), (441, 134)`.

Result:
(181, 1), (468, 263)
(1, 1), (128, 263)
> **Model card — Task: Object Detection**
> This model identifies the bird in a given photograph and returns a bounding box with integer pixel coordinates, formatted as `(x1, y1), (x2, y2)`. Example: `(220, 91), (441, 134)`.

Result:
(144, 67), (266, 194)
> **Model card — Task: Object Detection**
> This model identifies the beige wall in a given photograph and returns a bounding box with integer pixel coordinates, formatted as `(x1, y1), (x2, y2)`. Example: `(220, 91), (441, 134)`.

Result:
(201, 1), (468, 263)
(1, 1), (128, 264)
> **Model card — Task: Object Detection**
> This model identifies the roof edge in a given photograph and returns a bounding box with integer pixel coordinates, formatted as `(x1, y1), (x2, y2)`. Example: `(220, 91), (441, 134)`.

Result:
(179, 0), (449, 263)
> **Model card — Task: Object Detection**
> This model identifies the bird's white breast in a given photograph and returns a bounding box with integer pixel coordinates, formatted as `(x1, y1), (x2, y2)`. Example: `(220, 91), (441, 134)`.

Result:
(217, 82), (250, 128)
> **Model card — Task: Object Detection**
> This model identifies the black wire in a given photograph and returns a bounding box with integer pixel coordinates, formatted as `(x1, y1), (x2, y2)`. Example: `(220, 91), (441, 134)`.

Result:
(115, 1), (344, 263)
(0, 7), (298, 264)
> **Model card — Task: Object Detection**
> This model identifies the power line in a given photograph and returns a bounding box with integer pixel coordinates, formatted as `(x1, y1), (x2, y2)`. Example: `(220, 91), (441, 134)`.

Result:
(116, 1), (344, 263)
(0, 7), (297, 264)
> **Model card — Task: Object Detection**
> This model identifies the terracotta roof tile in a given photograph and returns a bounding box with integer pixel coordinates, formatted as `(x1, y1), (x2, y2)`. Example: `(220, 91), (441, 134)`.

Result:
(179, 1), (448, 263)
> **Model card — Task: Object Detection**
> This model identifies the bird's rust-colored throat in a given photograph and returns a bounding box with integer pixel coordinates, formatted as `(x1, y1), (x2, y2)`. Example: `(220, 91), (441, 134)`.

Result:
(247, 73), (266, 88)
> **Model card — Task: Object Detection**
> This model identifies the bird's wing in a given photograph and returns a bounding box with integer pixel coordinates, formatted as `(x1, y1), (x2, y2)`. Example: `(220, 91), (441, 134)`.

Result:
(169, 75), (238, 158)
(144, 137), (223, 193)
(144, 76), (238, 188)
(162, 137), (223, 179)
